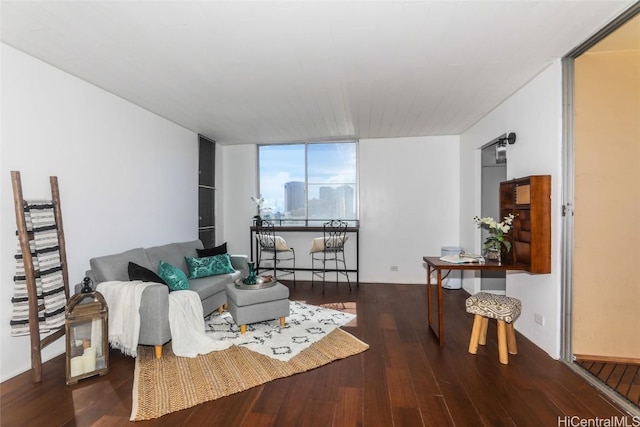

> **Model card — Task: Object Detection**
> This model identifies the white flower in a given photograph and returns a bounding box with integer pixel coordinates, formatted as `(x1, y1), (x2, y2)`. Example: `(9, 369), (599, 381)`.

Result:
(251, 196), (265, 220)
(473, 213), (516, 253)
(474, 214), (515, 233)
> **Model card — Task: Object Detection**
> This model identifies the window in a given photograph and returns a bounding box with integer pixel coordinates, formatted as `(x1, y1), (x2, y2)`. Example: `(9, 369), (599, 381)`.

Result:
(258, 141), (357, 223)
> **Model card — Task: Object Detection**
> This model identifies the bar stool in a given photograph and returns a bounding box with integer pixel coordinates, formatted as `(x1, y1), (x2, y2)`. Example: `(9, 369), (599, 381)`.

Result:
(310, 220), (350, 294)
(255, 219), (296, 285)
(465, 292), (521, 365)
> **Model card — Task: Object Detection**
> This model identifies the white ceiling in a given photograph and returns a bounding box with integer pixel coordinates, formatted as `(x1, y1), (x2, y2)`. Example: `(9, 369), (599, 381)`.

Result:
(1, 1), (635, 144)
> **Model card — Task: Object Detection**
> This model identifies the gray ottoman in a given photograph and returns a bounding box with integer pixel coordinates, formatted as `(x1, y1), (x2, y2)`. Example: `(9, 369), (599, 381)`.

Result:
(225, 282), (290, 334)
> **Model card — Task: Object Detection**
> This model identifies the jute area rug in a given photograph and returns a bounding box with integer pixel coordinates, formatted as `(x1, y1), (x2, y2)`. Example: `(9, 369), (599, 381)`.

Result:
(131, 328), (368, 421)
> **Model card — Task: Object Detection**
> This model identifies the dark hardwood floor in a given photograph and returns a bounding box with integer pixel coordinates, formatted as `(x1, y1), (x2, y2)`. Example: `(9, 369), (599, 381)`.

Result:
(1, 282), (634, 426)
(576, 360), (640, 408)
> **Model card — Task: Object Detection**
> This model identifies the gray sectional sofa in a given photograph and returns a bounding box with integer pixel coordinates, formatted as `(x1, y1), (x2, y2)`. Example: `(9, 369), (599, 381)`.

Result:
(84, 240), (248, 358)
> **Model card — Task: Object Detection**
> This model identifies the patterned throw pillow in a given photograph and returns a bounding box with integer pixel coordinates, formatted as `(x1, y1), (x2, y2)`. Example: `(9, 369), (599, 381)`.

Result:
(185, 253), (235, 279)
(157, 261), (190, 291)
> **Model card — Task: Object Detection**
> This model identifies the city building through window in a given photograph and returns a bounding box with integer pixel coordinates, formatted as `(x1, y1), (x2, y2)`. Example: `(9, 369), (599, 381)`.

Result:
(258, 141), (358, 223)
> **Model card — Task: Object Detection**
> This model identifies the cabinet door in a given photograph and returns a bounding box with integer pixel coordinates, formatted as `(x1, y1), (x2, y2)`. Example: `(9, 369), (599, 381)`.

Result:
(199, 229), (216, 249)
(199, 136), (215, 187)
(198, 135), (215, 242)
(199, 187), (214, 227)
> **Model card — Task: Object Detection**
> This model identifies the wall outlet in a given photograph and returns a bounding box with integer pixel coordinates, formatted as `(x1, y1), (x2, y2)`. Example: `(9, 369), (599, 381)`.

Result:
(390, 265), (399, 272)
(534, 313), (545, 326)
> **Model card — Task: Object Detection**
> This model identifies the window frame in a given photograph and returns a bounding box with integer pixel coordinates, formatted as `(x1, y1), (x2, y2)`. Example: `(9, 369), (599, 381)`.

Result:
(256, 140), (359, 224)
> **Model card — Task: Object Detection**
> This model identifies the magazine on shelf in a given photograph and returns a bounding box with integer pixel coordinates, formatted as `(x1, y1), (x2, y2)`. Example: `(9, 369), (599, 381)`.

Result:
(439, 253), (485, 264)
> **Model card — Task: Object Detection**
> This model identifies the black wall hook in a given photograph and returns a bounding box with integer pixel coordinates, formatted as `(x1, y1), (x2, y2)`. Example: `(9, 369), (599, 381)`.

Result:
(500, 132), (517, 145)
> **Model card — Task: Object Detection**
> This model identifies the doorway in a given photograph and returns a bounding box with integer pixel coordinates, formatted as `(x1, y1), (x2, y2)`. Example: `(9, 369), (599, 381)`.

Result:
(480, 140), (506, 293)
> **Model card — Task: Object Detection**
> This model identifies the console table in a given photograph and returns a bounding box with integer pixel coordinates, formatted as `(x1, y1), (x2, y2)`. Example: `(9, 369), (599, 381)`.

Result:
(423, 256), (527, 347)
(250, 223), (360, 285)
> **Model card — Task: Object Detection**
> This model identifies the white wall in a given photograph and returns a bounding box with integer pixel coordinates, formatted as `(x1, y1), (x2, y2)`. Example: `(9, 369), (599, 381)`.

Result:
(219, 135), (460, 284)
(0, 44), (198, 381)
(359, 136), (460, 282)
(459, 60), (564, 358)
(218, 144), (257, 255)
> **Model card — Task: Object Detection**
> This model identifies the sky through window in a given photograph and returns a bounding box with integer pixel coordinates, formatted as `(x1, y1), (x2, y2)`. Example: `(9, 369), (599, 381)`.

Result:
(258, 142), (357, 220)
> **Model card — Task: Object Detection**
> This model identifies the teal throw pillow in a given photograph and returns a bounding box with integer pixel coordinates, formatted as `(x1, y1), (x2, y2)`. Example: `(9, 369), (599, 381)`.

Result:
(185, 253), (235, 279)
(158, 261), (190, 291)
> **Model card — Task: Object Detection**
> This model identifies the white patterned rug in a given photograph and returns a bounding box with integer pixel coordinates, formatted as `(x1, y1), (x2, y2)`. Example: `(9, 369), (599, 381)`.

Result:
(204, 301), (356, 361)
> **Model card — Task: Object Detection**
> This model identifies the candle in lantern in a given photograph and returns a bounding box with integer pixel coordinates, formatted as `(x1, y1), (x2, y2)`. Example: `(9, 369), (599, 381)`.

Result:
(83, 347), (96, 372)
(70, 356), (84, 377)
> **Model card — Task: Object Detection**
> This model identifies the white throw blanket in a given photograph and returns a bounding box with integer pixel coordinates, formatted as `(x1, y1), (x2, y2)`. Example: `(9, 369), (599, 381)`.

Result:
(168, 291), (231, 357)
(97, 281), (224, 358)
(97, 281), (151, 357)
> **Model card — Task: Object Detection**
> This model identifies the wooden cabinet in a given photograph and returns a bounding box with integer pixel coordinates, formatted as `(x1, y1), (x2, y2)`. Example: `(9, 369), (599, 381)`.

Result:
(500, 175), (551, 274)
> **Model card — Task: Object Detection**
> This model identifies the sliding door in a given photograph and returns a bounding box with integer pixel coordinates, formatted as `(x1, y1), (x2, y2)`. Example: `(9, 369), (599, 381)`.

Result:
(570, 14), (639, 363)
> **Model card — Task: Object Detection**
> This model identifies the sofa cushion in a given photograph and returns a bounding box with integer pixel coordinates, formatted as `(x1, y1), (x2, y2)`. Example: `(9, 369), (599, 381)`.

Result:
(189, 272), (239, 300)
(146, 244), (186, 274)
(258, 235), (291, 251)
(196, 242), (227, 257)
(175, 240), (204, 260)
(310, 236), (348, 253)
(90, 248), (150, 283)
(128, 262), (167, 285)
(158, 261), (190, 291)
(185, 254), (235, 279)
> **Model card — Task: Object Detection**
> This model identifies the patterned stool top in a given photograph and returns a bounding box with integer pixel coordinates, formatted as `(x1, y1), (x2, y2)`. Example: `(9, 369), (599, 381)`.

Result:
(465, 292), (522, 323)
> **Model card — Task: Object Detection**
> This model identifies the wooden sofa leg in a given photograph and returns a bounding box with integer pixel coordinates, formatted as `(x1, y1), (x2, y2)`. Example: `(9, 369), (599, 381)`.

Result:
(155, 345), (163, 359)
(240, 324), (247, 334)
(279, 317), (286, 328)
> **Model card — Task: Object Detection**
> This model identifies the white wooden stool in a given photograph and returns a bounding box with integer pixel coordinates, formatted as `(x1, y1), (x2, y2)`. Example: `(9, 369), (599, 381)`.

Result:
(465, 292), (521, 365)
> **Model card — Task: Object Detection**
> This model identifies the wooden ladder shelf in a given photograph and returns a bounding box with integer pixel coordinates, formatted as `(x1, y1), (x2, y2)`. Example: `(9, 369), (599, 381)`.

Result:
(11, 171), (70, 383)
